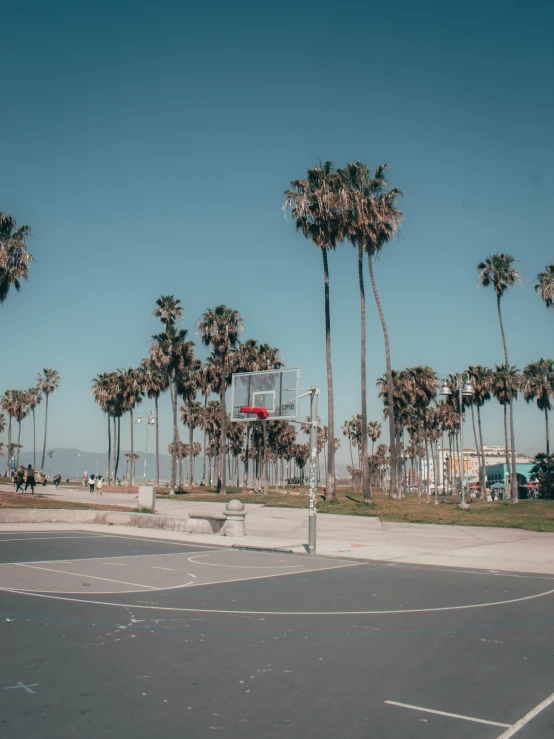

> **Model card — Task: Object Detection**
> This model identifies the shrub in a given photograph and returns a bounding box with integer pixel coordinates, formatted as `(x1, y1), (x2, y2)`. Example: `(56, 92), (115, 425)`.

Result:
(530, 453), (554, 499)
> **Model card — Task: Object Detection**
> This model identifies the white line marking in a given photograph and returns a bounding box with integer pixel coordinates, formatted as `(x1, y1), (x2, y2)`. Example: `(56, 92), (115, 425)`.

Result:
(152, 567), (173, 571)
(188, 554), (303, 569)
(385, 701), (510, 728)
(0, 563), (361, 608)
(13, 563), (158, 590)
(187, 573), (197, 578)
(495, 690), (554, 738)
(0, 549), (221, 567)
(102, 563), (126, 566)
(4, 563), (551, 615)
(0, 535), (109, 543)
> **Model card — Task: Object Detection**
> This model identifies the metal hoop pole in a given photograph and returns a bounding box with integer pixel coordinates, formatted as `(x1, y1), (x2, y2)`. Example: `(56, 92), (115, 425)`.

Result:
(308, 387), (319, 555)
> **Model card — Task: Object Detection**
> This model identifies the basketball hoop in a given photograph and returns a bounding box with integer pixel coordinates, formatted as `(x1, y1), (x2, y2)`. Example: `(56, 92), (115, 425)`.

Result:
(239, 406), (268, 420)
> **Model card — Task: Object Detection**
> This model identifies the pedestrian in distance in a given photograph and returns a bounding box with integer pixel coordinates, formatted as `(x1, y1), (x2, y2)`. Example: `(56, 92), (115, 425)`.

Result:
(54, 474), (61, 489)
(88, 474), (95, 495)
(96, 475), (103, 495)
(82, 472), (88, 488)
(14, 466), (25, 494)
(24, 465), (36, 495)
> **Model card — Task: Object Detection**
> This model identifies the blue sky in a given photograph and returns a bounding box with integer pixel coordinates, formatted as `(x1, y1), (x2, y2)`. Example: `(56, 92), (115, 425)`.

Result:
(1, 0), (553, 464)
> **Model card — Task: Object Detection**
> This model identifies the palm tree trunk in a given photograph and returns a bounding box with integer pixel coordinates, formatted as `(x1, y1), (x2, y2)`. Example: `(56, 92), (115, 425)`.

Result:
(368, 253), (397, 498)
(220, 363), (227, 495)
(243, 425), (251, 489)
(470, 405), (482, 496)
(32, 408), (36, 469)
(497, 295), (518, 502)
(189, 401), (194, 487)
(202, 396), (208, 484)
(107, 414), (111, 485)
(502, 403), (509, 485)
(155, 396), (160, 486)
(477, 406), (486, 498)
(115, 416), (121, 480)
(545, 407), (550, 456)
(17, 420), (21, 467)
(41, 395), (49, 471)
(168, 381), (177, 488)
(174, 383), (183, 491)
(113, 416), (117, 480)
(321, 248), (336, 501)
(130, 409), (134, 486)
(358, 244), (371, 503)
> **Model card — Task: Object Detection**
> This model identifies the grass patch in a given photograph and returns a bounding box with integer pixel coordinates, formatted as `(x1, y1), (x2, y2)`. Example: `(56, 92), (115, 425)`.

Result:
(163, 486), (554, 533)
(0, 489), (133, 512)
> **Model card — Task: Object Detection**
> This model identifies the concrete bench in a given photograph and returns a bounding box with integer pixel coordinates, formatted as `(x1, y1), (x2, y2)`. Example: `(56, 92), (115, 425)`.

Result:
(186, 500), (247, 536)
(187, 512), (227, 535)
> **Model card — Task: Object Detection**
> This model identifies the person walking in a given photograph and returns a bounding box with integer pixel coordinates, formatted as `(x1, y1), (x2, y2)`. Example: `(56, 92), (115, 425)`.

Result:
(96, 475), (103, 495)
(24, 465), (36, 495)
(14, 466), (25, 494)
(88, 473), (95, 495)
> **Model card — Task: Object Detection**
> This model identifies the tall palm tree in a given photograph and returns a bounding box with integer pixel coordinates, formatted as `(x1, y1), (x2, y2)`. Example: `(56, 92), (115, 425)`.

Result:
(198, 305), (243, 494)
(338, 162), (394, 502)
(284, 163), (345, 501)
(467, 365), (493, 497)
(1, 390), (18, 474)
(120, 367), (144, 486)
(180, 396), (203, 487)
(522, 359), (554, 454)
(196, 363), (212, 485)
(491, 364), (521, 490)
(140, 358), (168, 486)
(151, 296), (193, 490)
(37, 368), (61, 471)
(535, 265), (554, 310)
(13, 390), (29, 467)
(0, 212), (34, 304)
(26, 387), (42, 469)
(478, 254), (521, 500)
(91, 372), (114, 483)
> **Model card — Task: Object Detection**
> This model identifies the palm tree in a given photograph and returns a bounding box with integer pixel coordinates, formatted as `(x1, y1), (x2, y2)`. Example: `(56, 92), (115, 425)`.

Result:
(124, 452), (140, 483)
(13, 390), (29, 467)
(91, 372), (113, 483)
(37, 368), (61, 471)
(198, 305), (243, 494)
(338, 162), (395, 502)
(284, 163), (345, 501)
(140, 358), (168, 486)
(1, 390), (18, 474)
(535, 265), (554, 310)
(491, 364), (521, 490)
(180, 397), (203, 487)
(522, 359), (554, 454)
(151, 296), (194, 490)
(467, 365), (493, 498)
(120, 367), (144, 486)
(26, 387), (42, 469)
(478, 254), (521, 500)
(0, 212), (34, 304)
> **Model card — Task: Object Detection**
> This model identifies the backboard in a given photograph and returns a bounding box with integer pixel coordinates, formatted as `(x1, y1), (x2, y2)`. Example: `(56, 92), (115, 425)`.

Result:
(230, 368), (300, 422)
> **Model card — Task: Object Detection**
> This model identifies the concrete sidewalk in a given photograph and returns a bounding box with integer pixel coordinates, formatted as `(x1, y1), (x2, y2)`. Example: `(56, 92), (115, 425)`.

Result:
(2, 483), (554, 575)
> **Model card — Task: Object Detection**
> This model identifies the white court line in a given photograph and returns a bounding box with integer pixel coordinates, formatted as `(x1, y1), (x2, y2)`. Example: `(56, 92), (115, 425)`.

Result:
(187, 573), (197, 578)
(188, 553), (304, 569)
(0, 535), (110, 543)
(4, 562), (552, 615)
(152, 567), (173, 571)
(0, 549), (221, 566)
(385, 701), (510, 728)
(0, 562), (362, 608)
(495, 690), (554, 738)
(14, 563), (158, 590)
(103, 563), (127, 566)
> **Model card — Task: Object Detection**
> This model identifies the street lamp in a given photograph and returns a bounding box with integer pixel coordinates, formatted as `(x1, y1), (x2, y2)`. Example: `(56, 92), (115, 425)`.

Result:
(136, 411), (156, 483)
(95, 458), (98, 477)
(76, 452), (81, 483)
(440, 372), (474, 509)
(47, 450), (55, 479)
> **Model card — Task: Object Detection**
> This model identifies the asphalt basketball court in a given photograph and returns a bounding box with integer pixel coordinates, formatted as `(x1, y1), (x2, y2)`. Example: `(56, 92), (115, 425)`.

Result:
(1, 529), (554, 738)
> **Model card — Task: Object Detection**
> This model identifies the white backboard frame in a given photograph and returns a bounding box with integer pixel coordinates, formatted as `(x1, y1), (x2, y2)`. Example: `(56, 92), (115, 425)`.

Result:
(230, 368), (300, 422)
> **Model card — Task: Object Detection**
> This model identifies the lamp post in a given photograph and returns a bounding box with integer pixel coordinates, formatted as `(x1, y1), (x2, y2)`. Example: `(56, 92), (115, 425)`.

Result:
(76, 452), (80, 483)
(136, 411), (156, 484)
(440, 373), (474, 510)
